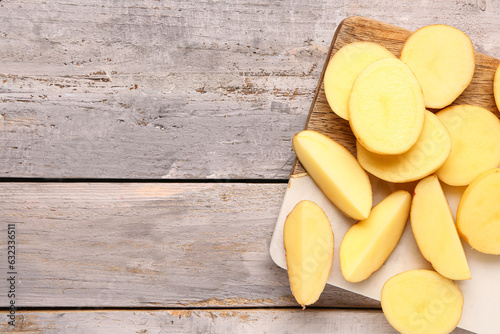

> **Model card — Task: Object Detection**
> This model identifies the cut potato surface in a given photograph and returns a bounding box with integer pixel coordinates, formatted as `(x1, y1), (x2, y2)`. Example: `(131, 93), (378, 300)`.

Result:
(400, 24), (475, 109)
(495, 63), (500, 111)
(411, 175), (470, 280)
(349, 58), (425, 155)
(340, 190), (411, 283)
(457, 168), (500, 254)
(292, 130), (372, 220)
(357, 110), (451, 183)
(324, 42), (395, 120)
(284, 200), (334, 308)
(381, 270), (464, 334)
(436, 105), (500, 186)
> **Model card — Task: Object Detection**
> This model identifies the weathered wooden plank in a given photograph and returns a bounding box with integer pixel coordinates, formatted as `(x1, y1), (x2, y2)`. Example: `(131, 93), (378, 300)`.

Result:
(0, 183), (379, 308)
(0, 309), (474, 334)
(0, 1), (498, 179)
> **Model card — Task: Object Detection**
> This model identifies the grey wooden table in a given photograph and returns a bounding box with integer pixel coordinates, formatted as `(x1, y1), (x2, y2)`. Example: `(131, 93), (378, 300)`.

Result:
(0, 1), (497, 333)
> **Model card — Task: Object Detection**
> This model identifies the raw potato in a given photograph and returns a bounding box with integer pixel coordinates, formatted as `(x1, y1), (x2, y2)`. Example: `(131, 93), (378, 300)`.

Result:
(340, 190), (411, 283)
(292, 130), (372, 220)
(400, 24), (475, 109)
(411, 175), (470, 280)
(495, 63), (500, 111)
(324, 42), (395, 120)
(349, 58), (425, 155)
(381, 270), (464, 334)
(457, 168), (500, 254)
(283, 200), (334, 308)
(436, 105), (500, 186)
(357, 110), (451, 183)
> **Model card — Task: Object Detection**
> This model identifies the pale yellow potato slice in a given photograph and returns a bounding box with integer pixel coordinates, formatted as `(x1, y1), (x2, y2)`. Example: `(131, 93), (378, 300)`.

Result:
(357, 110), (451, 183)
(411, 175), (471, 280)
(324, 42), (395, 120)
(381, 270), (464, 334)
(436, 105), (500, 186)
(495, 63), (500, 111)
(457, 168), (500, 254)
(349, 58), (425, 155)
(340, 190), (411, 283)
(292, 130), (372, 220)
(284, 200), (334, 308)
(400, 24), (475, 109)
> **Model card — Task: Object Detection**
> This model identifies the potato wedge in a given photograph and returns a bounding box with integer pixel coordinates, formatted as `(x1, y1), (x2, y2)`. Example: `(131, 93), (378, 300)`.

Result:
(495, 63), (500, 111)
(349, 58), (425, 155)
(324, 42), (395, 120)
(400, 24), (475, 109)
(436, 105), (500, 186)
(381, 270), (464, 334)
(284, 200), (334, 308)
(457, 168), (500, 254)
(357, 110), (451, 183)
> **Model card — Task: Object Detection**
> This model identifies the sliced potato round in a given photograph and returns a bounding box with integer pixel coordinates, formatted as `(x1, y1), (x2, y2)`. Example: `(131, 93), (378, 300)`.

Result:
(495, 63), (500, 111)
(381, 270), (464, 334)
(357, 110), (451, 183)
(324, 42), (395, 120)
(284, 200), (334, 307)
(349, 58), (425, 155)
(436, 105), (500, 186)
(400, 24), (475, 109)
(457, 168), (500, 254)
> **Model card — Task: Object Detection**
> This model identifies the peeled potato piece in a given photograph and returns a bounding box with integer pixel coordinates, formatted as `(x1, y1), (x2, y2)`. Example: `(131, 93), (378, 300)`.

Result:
(411, 175), (470, 280)
(284, 200), (334, 308)
(324, 42), (395, 120)
(457, 168), (500, 254)
(349, 58), (425, 155)
(292, 130), (372, 220)
(400, 24), (475, 109)
(381, 270), (464, 334)
(495, 64), (500, 111)
(340, 190), (411, 283)
(357, 110), (451, 183)
(436, 105), (500, 186)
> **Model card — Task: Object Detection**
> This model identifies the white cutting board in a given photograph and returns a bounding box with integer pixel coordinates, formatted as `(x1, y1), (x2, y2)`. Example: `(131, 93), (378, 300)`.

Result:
(270, 173), (500, 334)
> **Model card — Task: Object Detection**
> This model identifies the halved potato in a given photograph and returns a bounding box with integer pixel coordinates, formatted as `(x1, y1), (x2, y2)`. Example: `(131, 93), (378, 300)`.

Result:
(340, 190), (411, 283)
(324, 42), (395, 120)
(349, 58), (425, 155)
(381, 270), (464, 334)
(357, 110), (451, 183)
(400, 24), (475, 109)
(411, 175), (470, 280)
(436, 105), (500, 186)
(284, 200), (334, 308)
(495, 63), (500, 111)
(292, 130), (372, 220)
(457, 168), (500, 254)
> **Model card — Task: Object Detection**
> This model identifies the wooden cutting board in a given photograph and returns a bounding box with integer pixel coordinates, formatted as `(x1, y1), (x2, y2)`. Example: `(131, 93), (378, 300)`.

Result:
(271, 16), (500, 334)
(292, 16), (500, 176)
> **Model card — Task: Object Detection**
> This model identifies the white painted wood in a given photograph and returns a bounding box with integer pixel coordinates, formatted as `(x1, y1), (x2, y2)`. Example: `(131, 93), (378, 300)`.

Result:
(0, 183), (379, 308)
(0, 0), (498, 178)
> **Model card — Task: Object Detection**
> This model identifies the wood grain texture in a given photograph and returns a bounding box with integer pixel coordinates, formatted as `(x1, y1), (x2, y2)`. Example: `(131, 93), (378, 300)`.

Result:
(293, 16), (500, 175)
(0, 183), (379, 308)
(0, 1), (499, 179)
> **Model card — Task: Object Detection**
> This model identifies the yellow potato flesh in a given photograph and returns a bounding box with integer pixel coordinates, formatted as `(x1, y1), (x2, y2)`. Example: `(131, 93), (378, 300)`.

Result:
(381, 270), (464, 334)
(457, 168), (500, 254)
(349, 58), (425, 155)
(436, 105), (500, 186)
(411, 175), (470, 280)
(284, 200), (334, 307)
(324, 42), (395, 120)
(357, 110), (451, 183)
(340, 190), (411, 283)
(400, 24), (475, 109)
(292, 130), (372, 220)
(495, 64), (500, 111)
